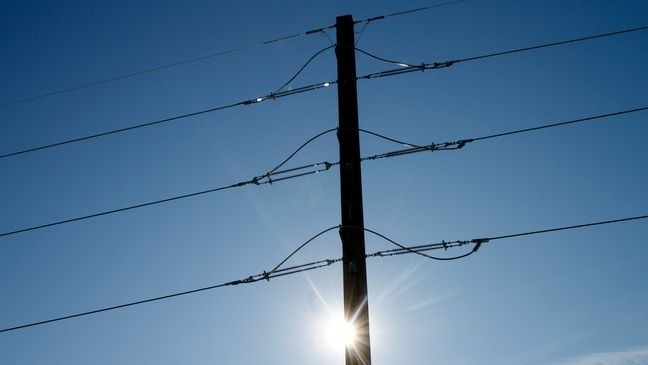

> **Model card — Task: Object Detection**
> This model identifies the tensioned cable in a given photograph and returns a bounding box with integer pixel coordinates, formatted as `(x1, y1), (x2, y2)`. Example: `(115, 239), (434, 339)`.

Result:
(0, 26), (336, 109)
(0, 1), (466, 109)
(367, 214), (648, 258)
(354, 1), (467, 46)
(357, 25), (648, 80)
(4, 104), (644, 238)
(354, 0), (467, 25)
(0, 49), (337, 160)
(343, 225), (481, 261)
(4, 213), (645, 333)
(0, 250), (342, 334)
(0, 128), (340, 238)
(360, 106), (648, 162)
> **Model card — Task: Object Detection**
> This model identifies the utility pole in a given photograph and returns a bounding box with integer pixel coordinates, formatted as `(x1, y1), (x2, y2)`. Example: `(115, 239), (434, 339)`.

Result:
(336, 14), (372, 365)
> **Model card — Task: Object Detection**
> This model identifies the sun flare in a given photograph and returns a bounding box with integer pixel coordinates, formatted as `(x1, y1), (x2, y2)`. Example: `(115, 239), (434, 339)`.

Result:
(324, 316), (358, 349)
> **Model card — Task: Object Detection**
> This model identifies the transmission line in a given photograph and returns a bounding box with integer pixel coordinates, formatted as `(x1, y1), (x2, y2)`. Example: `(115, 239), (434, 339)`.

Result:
(0, 128), (340, 238)
(0, 46), (337, 161)
(6, 104), (639, 238)
(0, 26), (336, 109)
(357, 25), (648, 80)
(0, 252), (341, 334)
(0, 225), (342, 334)
(360, 106), (648, 162)
(354, 0), (467, 25)
(0, 1), (467, 109)
(367, 214), (648, 258)
(4, 213), (646, 334)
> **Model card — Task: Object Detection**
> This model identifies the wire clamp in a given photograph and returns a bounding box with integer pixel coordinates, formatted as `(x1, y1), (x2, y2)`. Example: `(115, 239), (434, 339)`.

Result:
(442, 240), (448, 251)
(262, 271), (270, 282)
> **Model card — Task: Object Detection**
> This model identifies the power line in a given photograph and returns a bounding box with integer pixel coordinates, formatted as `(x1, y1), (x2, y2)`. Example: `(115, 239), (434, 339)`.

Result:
(356, 1), (469, 46)
(367, 214), (648, 258)
(359, 106), (648, 162)
(0, 128), (340, 238)
(0, 26), (336, 109)
(354, 0), (467, 24)
(357, 25), (648, 80)
(4, 213), (646, 334)
(0, 46), (338, 161)
(275, 45), (336, 94)
(0, 248), (342, 334)
(465, 107), (648, 142)
(0, 1), (466, 109)
(349, 225), (481, 261)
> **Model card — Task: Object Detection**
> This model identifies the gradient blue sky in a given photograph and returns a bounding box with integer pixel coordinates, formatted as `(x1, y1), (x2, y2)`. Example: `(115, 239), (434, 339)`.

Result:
(1, 1), (647, 364)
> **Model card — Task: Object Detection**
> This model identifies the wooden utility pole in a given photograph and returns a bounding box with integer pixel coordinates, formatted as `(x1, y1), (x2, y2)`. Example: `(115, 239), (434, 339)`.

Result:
(336, 14), (372, 365)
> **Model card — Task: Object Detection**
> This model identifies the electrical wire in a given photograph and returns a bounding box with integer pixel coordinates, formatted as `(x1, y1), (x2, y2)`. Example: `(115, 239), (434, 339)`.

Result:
(357, 25), (648, 80)
(0, 254), (341, 334)
(275, 45), (336, 94)
(0, 25), (336, 109)
(5, 213), (645, 334)
(355, 47), (416, 67)
(367, 214), (648, 258)
(354, 0), (467, 24)
(343, 225), (480, 261)
(359, 106), (648, 162)
(268, 225), (341, 274)
(0, 129), (341, 238)
(359, 128), (424, 148)
(465, 107), (648, 142)
(1, 68), (337, 160)
(0, 1), (466, 109)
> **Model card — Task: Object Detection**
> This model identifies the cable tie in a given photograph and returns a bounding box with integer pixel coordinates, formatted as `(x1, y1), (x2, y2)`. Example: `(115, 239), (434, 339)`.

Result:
(420, 63), (426, 72)
(442, 240), (448, 250)
(262, 271), (270, 282)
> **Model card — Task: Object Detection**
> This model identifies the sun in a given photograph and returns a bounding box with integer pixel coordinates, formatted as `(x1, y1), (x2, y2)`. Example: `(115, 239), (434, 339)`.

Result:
(324, 315), (358, 350)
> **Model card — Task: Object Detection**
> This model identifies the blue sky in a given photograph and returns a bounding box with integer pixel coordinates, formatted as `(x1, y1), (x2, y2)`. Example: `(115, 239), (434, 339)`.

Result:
(1, 1), (647, 364)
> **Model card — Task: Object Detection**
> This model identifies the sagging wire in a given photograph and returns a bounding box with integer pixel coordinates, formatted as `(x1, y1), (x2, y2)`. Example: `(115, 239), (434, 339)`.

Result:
(274, 45), (336, 94)
(355, 47), (417, 67)
(342, 225), (481, 261)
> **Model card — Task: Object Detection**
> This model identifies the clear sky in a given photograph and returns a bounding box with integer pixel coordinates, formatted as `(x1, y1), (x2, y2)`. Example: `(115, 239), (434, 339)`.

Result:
(1, 1), (647, 364)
